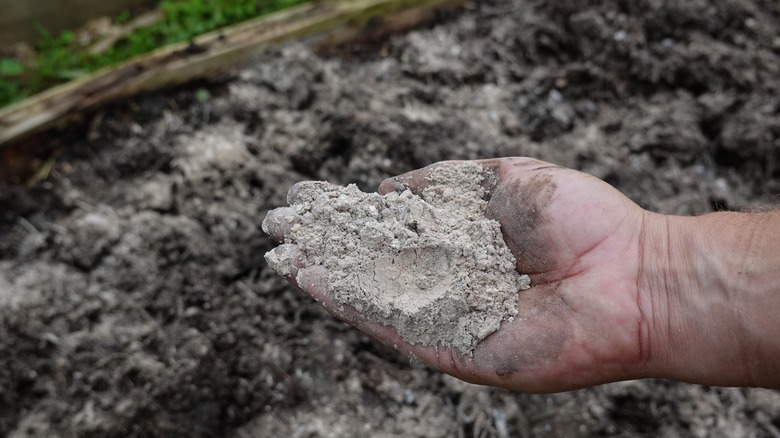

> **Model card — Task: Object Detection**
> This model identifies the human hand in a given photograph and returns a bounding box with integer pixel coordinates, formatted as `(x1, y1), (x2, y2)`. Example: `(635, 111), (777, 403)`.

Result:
(265, 157), (658, 392)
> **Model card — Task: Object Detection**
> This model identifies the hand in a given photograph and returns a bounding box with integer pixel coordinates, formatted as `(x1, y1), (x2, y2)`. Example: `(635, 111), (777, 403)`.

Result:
(265, 158), (655, 392)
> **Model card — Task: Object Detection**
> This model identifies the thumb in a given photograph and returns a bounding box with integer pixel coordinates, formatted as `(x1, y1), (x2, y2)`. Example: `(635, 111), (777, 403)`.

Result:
(377, 161), (465, 196)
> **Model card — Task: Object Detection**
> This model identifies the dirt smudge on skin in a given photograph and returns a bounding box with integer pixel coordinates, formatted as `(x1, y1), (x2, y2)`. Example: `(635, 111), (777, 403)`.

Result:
(476, 293), (571, 378)
(491, 327), (568, 377)
(486, 173), (558, 275)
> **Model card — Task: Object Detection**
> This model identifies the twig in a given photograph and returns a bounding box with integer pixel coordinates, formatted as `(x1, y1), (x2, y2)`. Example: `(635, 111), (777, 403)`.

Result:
(88, 10), (165, 55)
(17, 217), (40, 235)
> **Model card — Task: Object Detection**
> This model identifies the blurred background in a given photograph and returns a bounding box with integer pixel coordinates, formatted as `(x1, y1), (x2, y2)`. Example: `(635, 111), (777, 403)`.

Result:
(1, 0), (780, 437)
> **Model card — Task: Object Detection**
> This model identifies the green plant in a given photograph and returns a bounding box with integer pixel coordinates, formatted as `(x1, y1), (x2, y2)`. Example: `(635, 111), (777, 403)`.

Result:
(116, 10), (132, 25)
(0, 58), (25, 76)
(0, 0), (312, 109)
(0, 58), (28, 106)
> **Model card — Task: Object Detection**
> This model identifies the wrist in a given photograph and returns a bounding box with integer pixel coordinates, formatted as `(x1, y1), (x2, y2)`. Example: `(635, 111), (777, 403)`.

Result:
(638, 210), (780, 387)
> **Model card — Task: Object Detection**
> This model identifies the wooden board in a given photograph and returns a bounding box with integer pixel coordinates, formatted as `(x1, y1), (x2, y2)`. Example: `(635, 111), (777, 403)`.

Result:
(0, 0), (465, 148)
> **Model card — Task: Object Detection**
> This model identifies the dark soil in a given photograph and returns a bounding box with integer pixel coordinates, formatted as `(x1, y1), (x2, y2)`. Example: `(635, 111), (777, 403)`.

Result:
(2, 0), (780, 436)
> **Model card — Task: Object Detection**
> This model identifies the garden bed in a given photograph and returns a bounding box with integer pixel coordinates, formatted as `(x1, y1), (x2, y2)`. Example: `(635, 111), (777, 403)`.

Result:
(1, 0), (780, 436)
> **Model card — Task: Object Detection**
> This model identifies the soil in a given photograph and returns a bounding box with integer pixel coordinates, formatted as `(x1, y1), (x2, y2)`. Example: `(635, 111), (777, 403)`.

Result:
(2, 0), (780, 436)
(266, 164), (529, 354)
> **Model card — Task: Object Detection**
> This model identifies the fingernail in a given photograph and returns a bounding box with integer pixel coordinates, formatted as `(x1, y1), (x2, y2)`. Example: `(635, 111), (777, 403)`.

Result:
(261, 211), (273, 235)
(262, 207), (299, 242)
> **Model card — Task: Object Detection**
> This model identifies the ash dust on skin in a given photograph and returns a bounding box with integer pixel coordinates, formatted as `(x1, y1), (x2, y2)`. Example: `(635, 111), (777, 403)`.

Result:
(2, 0), (780, 436)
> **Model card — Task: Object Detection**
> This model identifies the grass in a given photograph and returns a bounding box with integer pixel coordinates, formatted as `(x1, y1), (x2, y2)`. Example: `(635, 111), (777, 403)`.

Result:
(0, 0), (311, 109)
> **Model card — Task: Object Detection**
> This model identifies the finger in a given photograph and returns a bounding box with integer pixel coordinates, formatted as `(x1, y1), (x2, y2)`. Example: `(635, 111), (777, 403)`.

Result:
(262, 207), (300, 243)
(377, 171), (433, 196)
(264, 243), (304, 278)
(295, 265), (445, 365)
(296, 265), (358, 320)
(296, 265), (386, 334)
(286, 181), (308, 205)
(377, 161), (461, 196)
(287, 180), (343, 205)
(377, 176), (413, 195)
(476, 157), (569, 188)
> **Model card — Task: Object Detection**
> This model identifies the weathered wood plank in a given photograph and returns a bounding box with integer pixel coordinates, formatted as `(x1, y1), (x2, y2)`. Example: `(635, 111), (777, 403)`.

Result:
(0, 0), (464, 148)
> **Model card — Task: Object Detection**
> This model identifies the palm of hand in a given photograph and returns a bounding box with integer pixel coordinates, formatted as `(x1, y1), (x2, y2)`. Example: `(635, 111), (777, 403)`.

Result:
(464, 158), (647, 392)
(269, 158), (649, 393)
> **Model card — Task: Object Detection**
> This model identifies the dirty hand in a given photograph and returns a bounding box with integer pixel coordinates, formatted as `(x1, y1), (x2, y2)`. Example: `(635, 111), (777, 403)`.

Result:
(264, 158), (780, 392)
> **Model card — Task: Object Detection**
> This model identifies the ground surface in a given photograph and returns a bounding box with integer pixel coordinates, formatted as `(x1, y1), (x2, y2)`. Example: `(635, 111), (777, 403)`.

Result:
(2, 0), (780, 436)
